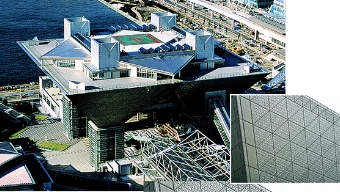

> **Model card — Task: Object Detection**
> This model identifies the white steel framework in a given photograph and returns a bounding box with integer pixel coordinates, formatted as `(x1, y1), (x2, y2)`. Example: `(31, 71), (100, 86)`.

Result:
(124, 128), (230, 182)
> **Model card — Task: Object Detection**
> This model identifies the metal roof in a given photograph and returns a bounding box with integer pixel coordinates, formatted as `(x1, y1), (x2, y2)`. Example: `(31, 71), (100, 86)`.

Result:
(41, 38), (90, 59)
(0, 142), (19, 166)
(123, 52), (195, 75)
(0, 164), (35, 187)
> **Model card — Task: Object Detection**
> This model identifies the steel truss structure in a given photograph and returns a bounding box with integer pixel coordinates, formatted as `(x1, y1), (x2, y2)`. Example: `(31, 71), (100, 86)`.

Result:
(124, 128), (230, 182)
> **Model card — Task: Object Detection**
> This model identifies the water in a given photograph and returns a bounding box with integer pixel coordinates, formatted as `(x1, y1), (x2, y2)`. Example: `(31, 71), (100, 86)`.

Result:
(0, 0), (134, 86)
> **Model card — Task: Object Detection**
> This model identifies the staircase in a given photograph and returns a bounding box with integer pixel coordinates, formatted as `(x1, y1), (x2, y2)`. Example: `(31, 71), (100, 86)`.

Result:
(212, 99), (231, 151)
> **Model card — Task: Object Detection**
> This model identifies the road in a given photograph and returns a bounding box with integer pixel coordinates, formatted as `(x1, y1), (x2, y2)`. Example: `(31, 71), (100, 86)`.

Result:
(0, 86), (40, 102)
(131, 6), (143, 22)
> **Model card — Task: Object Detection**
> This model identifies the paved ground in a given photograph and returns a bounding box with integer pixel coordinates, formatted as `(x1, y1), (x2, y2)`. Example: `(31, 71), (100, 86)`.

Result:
(41, 140), (94, 172)
(19, 119), (74, 145)
(20, 119), (94, 172)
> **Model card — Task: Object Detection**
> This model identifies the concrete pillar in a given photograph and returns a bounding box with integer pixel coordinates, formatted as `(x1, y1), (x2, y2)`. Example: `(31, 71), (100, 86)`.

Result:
(136, 112), (140, 121)
(210, 10), (213, 19)
(191, 2), (194, 10)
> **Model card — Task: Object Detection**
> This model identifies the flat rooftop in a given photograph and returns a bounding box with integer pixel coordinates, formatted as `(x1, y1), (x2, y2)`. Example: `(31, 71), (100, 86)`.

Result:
(44, 87), (63, 99)
(18, 24), (268, 95)
(113, 30), (178, 52)
(113, 33), (162, 46)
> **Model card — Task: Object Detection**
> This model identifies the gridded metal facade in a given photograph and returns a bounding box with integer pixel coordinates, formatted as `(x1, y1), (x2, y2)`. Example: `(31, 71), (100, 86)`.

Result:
(88, 121), (125, 171)
(231, 95), (340, 183)
(63, 66), (268, 129)
(144, 181), (271, 192)
(62, 96), (87, 139)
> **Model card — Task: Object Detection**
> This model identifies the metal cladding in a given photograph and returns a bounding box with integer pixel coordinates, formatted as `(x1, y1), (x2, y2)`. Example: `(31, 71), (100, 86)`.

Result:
(88, 121), (124, 171)
(144, 181), (271, 192)
(67, 73), (268, 128)
(64, 17), (90, 40)
(91, 37), (120, 70)
(231, 95), (340, 183)
(186, 31), (214, 59)
(62, 95), (87, 139)
(41, 38), (91, 59)
(151, 12), (177, 31)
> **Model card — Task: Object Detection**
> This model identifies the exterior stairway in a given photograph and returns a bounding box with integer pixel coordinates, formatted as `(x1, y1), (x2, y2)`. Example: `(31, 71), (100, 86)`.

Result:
(212, 99), (231, 151)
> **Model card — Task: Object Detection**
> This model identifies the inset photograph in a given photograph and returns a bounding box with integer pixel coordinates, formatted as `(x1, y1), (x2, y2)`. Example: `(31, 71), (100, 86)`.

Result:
(231, 95), (340, 183)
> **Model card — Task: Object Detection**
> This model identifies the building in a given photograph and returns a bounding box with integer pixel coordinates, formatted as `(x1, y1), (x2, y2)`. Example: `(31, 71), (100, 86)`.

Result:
(18, 12), (269, 169)
(39, 76), (63, 118)
(0, 142), (53, 190)
(231, 95), (340, 183)
(231, 0), (274, 8)
(88, 121), (125, 171)
(268, 0), (285, 18)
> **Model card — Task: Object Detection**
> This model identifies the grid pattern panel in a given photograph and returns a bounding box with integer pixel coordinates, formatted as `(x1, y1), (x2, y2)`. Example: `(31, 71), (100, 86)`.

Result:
(145, 181), (272, 191)
(88, 123), (125, 171)
(232, 95), (340, 183)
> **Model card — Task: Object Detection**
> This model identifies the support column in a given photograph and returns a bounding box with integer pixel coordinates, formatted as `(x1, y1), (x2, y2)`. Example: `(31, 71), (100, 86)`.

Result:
(136, 112), (140, 121)
(191, 2), (194, 10)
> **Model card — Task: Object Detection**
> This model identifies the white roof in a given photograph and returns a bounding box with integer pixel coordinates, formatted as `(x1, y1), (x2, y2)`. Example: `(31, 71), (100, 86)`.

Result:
(41, 38), (90, 59)
(111, 30), (178, 52)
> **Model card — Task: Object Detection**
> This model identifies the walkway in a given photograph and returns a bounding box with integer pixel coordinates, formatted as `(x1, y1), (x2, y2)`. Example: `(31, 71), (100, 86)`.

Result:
(19, 119), (74, 144)
(20, 118), (94, 172)
(42, 141), (94, 172)
(131, 6), (143, 22)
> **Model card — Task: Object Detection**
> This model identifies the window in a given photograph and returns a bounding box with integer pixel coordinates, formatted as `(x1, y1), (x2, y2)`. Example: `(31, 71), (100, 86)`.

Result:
(137, 68), (156, 79)
(271, 38), (285, 47)
(57, 60), (75, 68)
(120, 70), (129, 77)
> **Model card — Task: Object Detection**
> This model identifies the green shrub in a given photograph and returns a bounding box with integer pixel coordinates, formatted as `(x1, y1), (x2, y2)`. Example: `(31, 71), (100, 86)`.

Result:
(38, 141), (70, 151)
(9, 128), (27, 139)
(35, 114), (48, 121)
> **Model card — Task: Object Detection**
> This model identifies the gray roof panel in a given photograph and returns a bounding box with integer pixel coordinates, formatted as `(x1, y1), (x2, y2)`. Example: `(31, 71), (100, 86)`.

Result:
(125, 53), (195, 75)
(41, 39), (90, 59)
